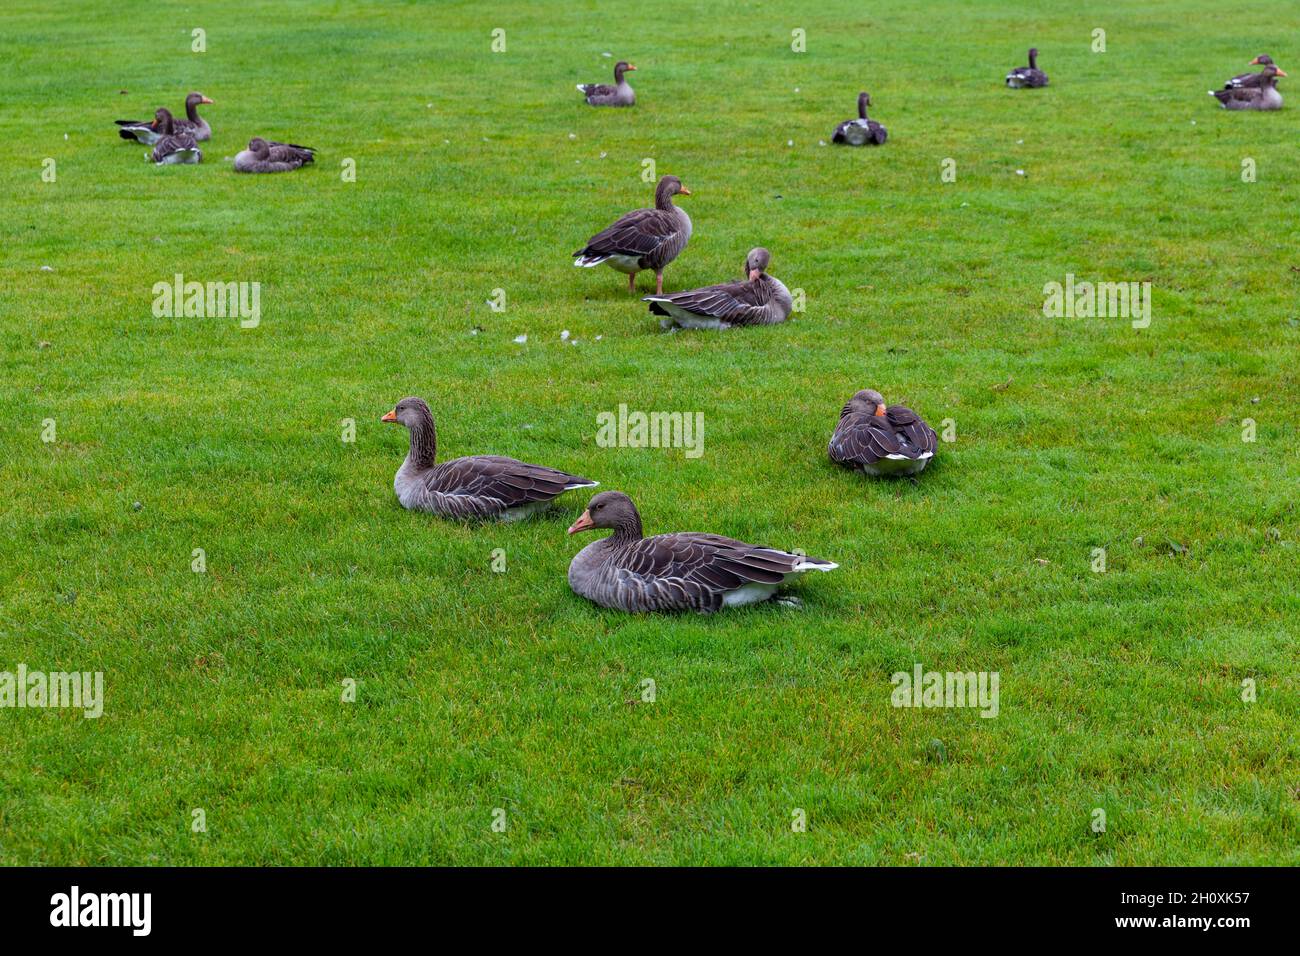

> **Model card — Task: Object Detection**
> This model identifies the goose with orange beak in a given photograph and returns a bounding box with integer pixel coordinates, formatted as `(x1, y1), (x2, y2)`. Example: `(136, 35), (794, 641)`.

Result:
(118, 92), (214, 144)
(567, 491), (836, 613)
(1212, 63), (1286, 109)
(577, 60), (637, 107)
(643, 247), (793, 330)
(1225, 54), (1280, 89)
(828, 389), (937, 477)
(573, 175), (692, 295)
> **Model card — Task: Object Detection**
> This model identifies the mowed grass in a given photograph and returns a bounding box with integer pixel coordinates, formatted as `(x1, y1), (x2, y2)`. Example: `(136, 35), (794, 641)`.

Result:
(1, 0), (1297, 865)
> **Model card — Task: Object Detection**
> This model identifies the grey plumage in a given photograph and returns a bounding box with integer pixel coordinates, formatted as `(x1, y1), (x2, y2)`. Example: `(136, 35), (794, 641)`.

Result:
(382, 397), (596, 521)
(567, 491), (837, 613)
(148, 109), (202, 165)
(1211, 64), (1285, 109)
(828, 389), (937, 477)
(573, 175), (693, 294)
(1006, 48), (1049, 88)
(832, 92), (887, 145)
(119, 92), (213, 144)
(577, 60), (637, 106)
(1225, 54), (1276, 89)
(234, 137), (315, 173)
(643, 247), (793, 329)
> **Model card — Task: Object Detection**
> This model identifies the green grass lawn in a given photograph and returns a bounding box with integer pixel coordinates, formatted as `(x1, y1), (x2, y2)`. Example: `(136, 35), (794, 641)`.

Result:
(2, 0), (1297, 865)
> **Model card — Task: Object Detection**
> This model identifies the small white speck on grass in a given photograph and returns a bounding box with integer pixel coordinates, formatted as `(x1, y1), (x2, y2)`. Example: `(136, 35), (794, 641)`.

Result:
(469, 328), (480, 335)
(560, 330), (570, 340)
(961, 202), (969, 207)
(595, 335), (603, 341)
(1191, 120), (1197, 125)
(1015, 169), (1025, 176)
(426, 103), (432, 108)
(787, 140), (794, 147)
(40, 265), (53, 271)
(1017, 139), (1023, 144)
(64, 134), (68, 140)
(568, 133), (576, 140)
(794, 87), (800, 92)
(513, 334), (527, 344)
(443, 139), (450, 145)
(602, 52), (612, 58)
(599, 151), (607, 158)
(38, 341), (51, 349)
(818, 140), (826, 146)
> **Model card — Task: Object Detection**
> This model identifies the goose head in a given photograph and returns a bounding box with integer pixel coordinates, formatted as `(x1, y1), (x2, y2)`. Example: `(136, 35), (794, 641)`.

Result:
(857, 91), (872, 118)
(246, 137), (271, 157)
(614, 61), (637, 82)
(1262, 64), (1287, 84)
(745, 247), (772, 282)
(154, 108), (175, 135)
(846, 389), (888, 417)
(380, 396), (433, 428)
(186, 92), (214, 108)
(1251, 54), (1274, 66)
(568, 490), (642, 537)
(654, 175), (692, 206)
(1027, 47), (1039, 67)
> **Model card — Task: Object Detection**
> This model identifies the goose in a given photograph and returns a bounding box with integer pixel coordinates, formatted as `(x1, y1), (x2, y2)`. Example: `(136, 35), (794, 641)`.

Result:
(1005, 48), (1049, 88)
(1212, 64), (1286, 109)
(831, 92), (888, 145)
(118, 92), (213, 144)
(566, 491), (837, 613)
(234, 137), (315, 173)
(577, 60), (637, 106)
(1225, 54), (1277, 89)
(643, 247), (792, 329)
(829, 389), (937, 477)
(381, 397), (597, 520)
(573, 175), (692, 295)
(148, 110), (201, 165)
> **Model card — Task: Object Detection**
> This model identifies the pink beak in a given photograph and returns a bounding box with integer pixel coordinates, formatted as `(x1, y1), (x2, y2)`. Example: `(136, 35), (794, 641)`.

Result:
(567, 510), (595, 535)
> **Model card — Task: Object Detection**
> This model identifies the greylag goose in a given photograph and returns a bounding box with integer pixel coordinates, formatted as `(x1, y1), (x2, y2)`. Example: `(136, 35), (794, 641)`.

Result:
(381, 397), (597, 520)
(1005, 48), (1049, 88)
(1225, 54), (1277, 89)
(118, 92), (213, 144)
(1212, 64), (1286, 108)
(577, 60), (637, 106)
(643, 247), (792, 329)
(566, 491), (837, 613)
(234, 137), (315, 173)
(831, 92), (888, 145)
(573, 175), (692, 295)
(828, 389), (937, 477)
(148, 110), (201, 165)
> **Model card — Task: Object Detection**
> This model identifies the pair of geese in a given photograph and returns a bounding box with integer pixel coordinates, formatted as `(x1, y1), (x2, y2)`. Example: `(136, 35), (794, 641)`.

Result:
(1212, 54), (1286, 110)
(115, 91), (315, 170)
(380, 394), (936, 613)
(573, 175), (793, 329)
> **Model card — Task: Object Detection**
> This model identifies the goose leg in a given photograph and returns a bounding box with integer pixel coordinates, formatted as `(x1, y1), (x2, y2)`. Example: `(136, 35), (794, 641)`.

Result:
(655, 271), (664, 295)
(628, 272), (636, 294)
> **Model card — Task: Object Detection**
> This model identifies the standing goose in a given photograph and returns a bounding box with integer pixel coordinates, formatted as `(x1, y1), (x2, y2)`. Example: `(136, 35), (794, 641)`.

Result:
(831, 92), (888, 145)
(573, 175), (693, 295)
(643, 247), (793, 329)
(1225, 54), (1277, 89)
(1212, 64), (1286, 109)
(1005, 48), (1049, 88)
(381, 397), (597, 520)
(567, 491), (837, 613)
(234, 137), (316, 173)
(829, 389), (937, 477)
(577, 60), (637, 106)
(118, 92), (213, 144)
(148, 110), (201, 165)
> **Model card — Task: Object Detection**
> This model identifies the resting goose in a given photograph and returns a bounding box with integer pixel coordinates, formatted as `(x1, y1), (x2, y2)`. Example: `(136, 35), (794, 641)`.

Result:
(1005, 48), (1049, 88)
(573, 175), (692, 295)
(148, 110), (201, 165)
(829, 389), (937, 477)
(381, 397), (597, 520)
(577, 60), (637, 106)
(643, 247), (792, 329)
(831, 92), (888, 145)
(1225, 54), (1277, 89)
(1212, 64), (1286, 109)
(234, 137), (315, 173)
(118, 92), (213, 144)
(567, 491), (837, 613)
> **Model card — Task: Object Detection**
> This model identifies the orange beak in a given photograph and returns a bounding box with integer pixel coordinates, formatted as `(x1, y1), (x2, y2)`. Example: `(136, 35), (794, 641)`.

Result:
(1250, 56), (1263, 65)
(874, 404), (887, 417)
(1276, 68), (1288, 77)
(380, 409), (398, 423)
(677, 185), (692, 196)
(748, 269), (761, 282)
(627, 64), (637, 71)
(567, 510), (595, 535)
(200, 96), (214, 105)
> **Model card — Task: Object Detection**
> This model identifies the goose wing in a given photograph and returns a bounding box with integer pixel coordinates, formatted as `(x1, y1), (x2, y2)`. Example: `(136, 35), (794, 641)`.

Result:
(574, 207), (681, 261)
(427, 455), (594, 513)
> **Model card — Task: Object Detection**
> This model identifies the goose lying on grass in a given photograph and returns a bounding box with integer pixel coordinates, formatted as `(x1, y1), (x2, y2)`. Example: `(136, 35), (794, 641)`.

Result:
(829, 389), (937, 477)
(147, 109), (201, 165)
(566, 491), (837, 613)
(234, 137), (315, 173)
(1212, 64), (1286, 109)
(382, 397), (596, 520)
(644, 247), (792, 329)
(1006, 48), (1049, 88)
(1225, 54), (1278, 89)
(118, 92), (213, 144)
(573, 175), (692, 295)
(578, 60), (636, 106)
(831, 92), (888, 145)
